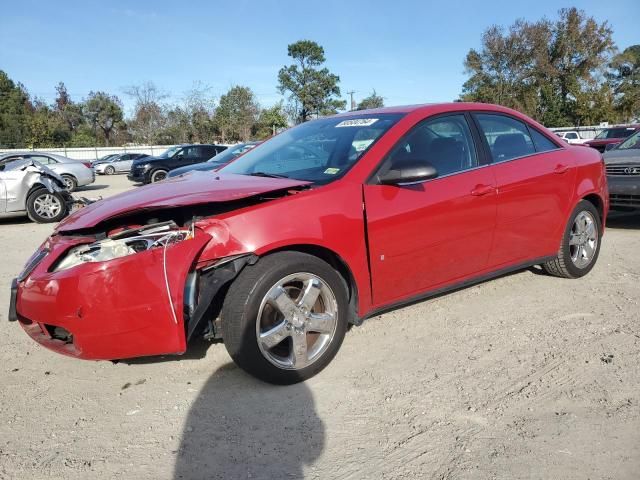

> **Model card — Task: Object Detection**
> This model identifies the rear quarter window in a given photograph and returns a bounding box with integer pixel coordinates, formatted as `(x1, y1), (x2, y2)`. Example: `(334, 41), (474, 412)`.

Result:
(530, 129), (561, 153)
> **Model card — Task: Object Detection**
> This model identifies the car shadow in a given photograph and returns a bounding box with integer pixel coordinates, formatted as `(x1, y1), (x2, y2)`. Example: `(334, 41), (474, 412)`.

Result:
(0, 216), (31, 226)
(173, 362), (324, 480)
(76, 184), (108, 192)
(119, 337), (215, 365)
(606, 211), (640, 230)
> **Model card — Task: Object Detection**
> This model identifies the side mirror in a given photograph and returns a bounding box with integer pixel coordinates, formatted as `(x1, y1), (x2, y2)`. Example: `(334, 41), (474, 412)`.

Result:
(378, 160), (438, 185)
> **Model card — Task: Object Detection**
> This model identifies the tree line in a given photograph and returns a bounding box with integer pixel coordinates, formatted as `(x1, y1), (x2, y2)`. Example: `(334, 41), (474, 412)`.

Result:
(0, 38), (383, 149)
(460, 7), (639, 126)
(1, 7), (638, 149)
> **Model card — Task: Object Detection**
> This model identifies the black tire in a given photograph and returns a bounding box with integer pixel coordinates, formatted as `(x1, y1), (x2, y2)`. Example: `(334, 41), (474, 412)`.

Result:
(221, 251), (349, 384)
(104, 165), (115, 175)
(61, 175), (77, 192)
(150, 169), (168, 183)
(543, 200), (602, 278)
(26, 188), (68, 223)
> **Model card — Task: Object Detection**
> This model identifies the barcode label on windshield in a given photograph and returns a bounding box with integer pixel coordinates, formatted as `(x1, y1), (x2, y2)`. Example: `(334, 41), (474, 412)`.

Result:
(336, 118), (378, 128)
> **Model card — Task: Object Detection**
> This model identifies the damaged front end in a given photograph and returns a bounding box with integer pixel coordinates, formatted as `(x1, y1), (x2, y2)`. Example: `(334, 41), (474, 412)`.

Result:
(11, 175), (311, 360)
(16, 161), (94, 217)
(12, 220), (212, 359)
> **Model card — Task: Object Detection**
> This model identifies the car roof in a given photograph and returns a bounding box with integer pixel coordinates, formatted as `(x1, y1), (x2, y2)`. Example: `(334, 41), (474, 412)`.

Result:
(335, 102), (536, 117)
(0, 151), (76, 162)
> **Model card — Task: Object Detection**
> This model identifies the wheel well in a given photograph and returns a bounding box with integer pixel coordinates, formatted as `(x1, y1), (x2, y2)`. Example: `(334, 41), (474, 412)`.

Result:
(26, 183), (47, 199)
(582, 193), (604, 225)
(266, 244), (359, 321)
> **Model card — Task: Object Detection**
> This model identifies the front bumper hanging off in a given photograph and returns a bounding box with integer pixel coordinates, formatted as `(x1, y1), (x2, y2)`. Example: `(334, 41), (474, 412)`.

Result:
(9, 230), (213, 360)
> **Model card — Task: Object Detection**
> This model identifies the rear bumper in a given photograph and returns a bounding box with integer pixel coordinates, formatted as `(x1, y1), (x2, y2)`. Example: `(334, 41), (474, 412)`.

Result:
(76, 169), (95, 187)
(607, 175), (640, 208)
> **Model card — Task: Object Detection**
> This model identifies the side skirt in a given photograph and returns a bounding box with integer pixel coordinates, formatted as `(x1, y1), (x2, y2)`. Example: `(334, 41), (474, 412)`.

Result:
(359, 256), (556, 322)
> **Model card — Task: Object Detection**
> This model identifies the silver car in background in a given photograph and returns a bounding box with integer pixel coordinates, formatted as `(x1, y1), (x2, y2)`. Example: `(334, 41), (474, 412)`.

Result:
(0, 152), (94, 192)
(93, 153), (149, 175)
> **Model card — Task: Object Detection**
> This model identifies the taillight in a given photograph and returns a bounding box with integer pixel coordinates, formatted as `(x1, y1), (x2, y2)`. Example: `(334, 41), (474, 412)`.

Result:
(82, 162), (92, 168)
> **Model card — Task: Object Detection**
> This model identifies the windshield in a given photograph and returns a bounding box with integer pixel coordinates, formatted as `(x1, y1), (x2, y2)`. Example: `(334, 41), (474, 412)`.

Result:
(220, 114), (404, 183)
(596, 128), (635, 139)
(207, 144), (256, 164)
(158, 146), (182, 159)
(615, 130), (640, 150)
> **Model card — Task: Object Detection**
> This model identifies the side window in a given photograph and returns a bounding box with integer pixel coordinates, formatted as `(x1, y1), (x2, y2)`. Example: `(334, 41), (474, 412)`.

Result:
(566, 132), (578, 140)
(205, 146), (219, 158)
(530, 129), (561, 153)
(186, 146), (203, 159)
(0, 156), (27, 171)
(27, 155), (55, 165)
(474, 114), (535, 162)
(385, 114), (478, 177)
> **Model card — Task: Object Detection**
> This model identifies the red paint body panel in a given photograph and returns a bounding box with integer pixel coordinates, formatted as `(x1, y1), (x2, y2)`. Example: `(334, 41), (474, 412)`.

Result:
(487, 149), (577, 266)
(363, 168), (497, 306)
(16, 230), (210, 359)
(13, 103), (609, 361)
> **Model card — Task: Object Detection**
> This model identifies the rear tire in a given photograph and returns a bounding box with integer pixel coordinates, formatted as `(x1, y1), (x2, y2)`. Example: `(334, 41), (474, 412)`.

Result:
(543, 200), (601, 278)
(61, 175), (77, 192)
(26, 188), (68, 223)
(221, 251), (349, 384)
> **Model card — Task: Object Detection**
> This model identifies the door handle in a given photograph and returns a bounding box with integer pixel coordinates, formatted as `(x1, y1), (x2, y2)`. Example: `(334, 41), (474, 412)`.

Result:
(470, 184), (495, 196)
(553, 164), (569, 174)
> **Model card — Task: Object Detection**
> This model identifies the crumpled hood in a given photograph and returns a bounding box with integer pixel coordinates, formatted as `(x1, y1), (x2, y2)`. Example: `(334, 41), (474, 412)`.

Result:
(57, 173), (310, 232)
(603, 149), (640, 164)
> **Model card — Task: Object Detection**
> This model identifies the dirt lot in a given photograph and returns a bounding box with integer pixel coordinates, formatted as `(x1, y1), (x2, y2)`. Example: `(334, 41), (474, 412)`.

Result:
(1, 174), (638, 480)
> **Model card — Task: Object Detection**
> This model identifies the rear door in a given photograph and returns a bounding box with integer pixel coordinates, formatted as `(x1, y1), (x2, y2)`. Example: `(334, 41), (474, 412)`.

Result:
(116, 154), (134, 172)
(363, 113), (497, 307)
(472, 113), (575, 267)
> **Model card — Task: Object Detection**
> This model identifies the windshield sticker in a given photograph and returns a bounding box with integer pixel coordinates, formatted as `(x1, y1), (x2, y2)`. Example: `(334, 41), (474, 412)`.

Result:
(324, 167), (340, 175)
(336, 118), (378, 128)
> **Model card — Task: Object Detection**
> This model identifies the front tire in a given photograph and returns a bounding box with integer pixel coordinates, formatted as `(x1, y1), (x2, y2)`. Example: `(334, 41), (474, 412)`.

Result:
(150, 169), (168, 183)
(104, 165), (115, 175)
(26, 188), (68, 223)
(543, 200), (602, 278)
(221, 251), (349, 384)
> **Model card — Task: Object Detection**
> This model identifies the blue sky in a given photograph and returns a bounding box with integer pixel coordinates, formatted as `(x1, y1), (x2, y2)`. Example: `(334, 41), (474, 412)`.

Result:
(1, 0), (639, 114)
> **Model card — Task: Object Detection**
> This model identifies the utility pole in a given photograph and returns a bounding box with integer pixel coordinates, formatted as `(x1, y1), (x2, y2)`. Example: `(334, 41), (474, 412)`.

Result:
(347, 90), (356, 111)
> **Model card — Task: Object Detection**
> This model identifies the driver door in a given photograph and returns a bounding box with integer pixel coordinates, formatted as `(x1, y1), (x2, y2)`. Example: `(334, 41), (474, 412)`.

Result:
(363, 113), (497, 307)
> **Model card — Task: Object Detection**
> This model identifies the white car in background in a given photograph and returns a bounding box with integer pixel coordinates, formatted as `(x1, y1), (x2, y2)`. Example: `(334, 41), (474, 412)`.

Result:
(0, 152), (94, 192)
(93, 153), (150, 175)
(555, 131), (588, 145)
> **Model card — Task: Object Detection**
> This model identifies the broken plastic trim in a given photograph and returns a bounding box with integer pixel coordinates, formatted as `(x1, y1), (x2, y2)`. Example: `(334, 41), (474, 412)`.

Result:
(185, 253), (257, 341)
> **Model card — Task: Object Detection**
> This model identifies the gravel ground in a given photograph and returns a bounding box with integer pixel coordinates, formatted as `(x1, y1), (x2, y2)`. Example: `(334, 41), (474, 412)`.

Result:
(1, 174), (639, 479)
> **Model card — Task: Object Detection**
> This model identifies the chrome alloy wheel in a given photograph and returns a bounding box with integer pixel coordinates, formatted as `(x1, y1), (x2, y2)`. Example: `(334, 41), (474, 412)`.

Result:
(33, 193), (62, 219)
(62, 177), (75, 190)
(569, 210), (598, 269)
(256, 273), (338, 370)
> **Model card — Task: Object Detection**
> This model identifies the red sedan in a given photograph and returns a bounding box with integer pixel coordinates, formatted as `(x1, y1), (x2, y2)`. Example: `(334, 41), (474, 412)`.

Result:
(10, 103), (608, 384)
(584, 125), (640, 153)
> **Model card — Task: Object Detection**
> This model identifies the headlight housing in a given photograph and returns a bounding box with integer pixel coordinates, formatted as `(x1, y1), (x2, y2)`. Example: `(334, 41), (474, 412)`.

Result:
(53, 223), (192, 272)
